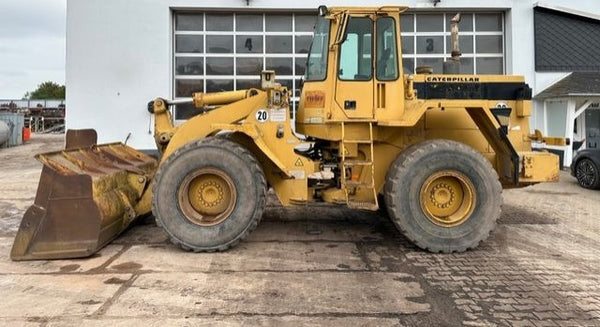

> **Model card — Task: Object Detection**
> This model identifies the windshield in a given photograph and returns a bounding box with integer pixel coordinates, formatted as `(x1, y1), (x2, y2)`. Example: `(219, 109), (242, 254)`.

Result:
(306, 16), (331, 81)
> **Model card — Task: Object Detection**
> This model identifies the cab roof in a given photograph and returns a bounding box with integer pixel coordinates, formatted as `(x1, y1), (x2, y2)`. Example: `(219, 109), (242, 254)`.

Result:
(327, 6), (409, 15)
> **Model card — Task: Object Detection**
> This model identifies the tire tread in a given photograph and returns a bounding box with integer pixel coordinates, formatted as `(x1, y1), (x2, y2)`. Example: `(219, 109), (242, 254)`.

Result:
(384, 139), (502, 253)
(152, 137), (267, 252)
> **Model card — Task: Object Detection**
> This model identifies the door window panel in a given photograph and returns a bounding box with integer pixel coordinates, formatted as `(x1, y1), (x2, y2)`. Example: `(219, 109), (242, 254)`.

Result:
(458, 57), (474, 74)
(475, 35), (503, 53)
(266, 36), (292, 53)
(278, 79), (293, 90)
(236, 79), (261, 90)
(176, 79), (203, 97)
(236, 58), (263, 75)
(176, 14), (203, 31)
(476, 57), (503, 74)
(416, 57), (444, 74)
(295, 57), (307, 76)
(206, 14), (233, 31)
(401, 36), (414, 54)
(175, 103), (201, 120)
(338, 17), (373, 81)
(176, 57), (203, 75)
(266, 58), (293, 75)
(206, 35), (233, 53)
(446, 13), (473, 32)
(417, 36), (443, 54)
(266, 15), (292, 32)
(416, 14), (443, 32)
(206, 79), (234, 92)
(236, 14), (262, 31)
(376, 17), (399, 81)
(236, 35), (263, 53)
(295, 36), (312, 54)
(445, 35), (473, 54)
(295, 15), (317, 32)
(403, 58), (414, 74)
(176, 35), (203, 53)
(400, 14), (414, 32)
(475, 13), (502, 31)
(206, 57), (233, 75)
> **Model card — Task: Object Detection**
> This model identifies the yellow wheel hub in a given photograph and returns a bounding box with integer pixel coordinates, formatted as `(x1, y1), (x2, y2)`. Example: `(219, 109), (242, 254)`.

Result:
(179, 168), (236, 226)
(420, 170), (476, 227)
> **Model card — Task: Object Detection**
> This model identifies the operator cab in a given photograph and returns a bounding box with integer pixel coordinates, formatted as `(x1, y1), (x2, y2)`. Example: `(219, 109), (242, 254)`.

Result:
(297, 6), (408, 135)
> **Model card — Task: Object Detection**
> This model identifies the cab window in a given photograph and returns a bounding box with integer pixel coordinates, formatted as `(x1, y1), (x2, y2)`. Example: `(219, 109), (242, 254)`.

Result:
(306, 16), (331, 81)
(376, 17), (399, 80)
(338, 17), (373, 81)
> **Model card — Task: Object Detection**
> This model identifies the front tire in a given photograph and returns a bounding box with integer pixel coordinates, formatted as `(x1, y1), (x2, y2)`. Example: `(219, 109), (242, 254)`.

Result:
(384, 140), (502, 253)
(152, 137), (267, 252)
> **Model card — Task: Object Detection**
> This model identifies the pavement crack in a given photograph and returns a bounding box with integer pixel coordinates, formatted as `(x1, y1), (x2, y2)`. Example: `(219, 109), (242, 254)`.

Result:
(89, 244), (132, 274)
(92, 273), (139, 317)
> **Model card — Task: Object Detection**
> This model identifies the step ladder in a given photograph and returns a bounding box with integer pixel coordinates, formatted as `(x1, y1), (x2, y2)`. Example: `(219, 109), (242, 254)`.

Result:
(340, 122), (379, 211)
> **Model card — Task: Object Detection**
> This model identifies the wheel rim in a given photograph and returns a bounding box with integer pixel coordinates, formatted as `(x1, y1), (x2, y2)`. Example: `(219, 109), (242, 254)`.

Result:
(420, 170), (476, 227)
(576, 159), (597, 188)
(178, 168), (237, 226)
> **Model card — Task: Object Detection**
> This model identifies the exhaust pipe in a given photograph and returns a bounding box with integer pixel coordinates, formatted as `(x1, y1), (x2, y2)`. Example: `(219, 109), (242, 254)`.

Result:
(443, 13), (461, 74)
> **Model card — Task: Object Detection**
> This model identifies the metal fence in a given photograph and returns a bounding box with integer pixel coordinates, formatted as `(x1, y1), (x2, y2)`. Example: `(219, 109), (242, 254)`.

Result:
(0, 99), (65, 109)
(0, 99), (65, 133)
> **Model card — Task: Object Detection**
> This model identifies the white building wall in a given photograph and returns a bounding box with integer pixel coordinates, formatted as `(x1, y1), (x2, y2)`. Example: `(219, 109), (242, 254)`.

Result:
(66, 0), (600, 150)
(529, 1), (600, 135)
(67, 0), (173, 148)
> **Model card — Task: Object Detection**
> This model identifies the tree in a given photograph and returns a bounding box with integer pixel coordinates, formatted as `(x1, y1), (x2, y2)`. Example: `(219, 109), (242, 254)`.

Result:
(25, 81), (66, 99)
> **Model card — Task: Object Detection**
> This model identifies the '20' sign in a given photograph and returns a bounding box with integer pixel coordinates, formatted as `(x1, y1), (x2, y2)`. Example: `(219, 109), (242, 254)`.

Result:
(256, 110), (268, 122)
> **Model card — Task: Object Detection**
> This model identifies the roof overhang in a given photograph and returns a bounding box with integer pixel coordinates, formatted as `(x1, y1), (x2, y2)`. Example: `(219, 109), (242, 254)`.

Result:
(564, 93), (600, 97)
(534, 2), (600, 21)
(535, 72), (600, 100)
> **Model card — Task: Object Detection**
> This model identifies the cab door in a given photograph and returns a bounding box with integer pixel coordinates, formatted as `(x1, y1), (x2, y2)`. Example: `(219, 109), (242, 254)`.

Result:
(374, 15), (404, 121)
(334, 16), (374, 119)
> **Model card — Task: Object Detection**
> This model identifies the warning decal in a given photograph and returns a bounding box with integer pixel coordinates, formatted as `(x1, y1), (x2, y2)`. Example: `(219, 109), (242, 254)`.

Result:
(270, 109), (287, 122)
(295, 158), (304, 166)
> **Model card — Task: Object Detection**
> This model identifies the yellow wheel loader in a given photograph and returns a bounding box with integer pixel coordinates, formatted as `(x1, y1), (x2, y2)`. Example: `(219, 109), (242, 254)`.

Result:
(11, 6), (564, 260)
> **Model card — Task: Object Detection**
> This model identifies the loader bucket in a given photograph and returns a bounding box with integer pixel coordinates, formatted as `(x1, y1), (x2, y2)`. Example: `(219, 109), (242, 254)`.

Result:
(11, 129), (158, 261)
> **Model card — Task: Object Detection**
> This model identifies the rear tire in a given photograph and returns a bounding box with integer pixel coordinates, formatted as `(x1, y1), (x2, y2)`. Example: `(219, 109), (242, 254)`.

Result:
(152, 137), (267, 252)
(384, 140), (502, 253)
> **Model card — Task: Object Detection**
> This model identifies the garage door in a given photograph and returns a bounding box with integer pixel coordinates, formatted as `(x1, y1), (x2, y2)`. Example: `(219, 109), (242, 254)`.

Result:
(173, 12), (316, 120)
(173, 11), (504, 121)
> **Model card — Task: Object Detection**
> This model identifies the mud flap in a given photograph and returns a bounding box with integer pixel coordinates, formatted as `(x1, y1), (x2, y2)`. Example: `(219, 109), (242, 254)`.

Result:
(10, 129), (157, 261)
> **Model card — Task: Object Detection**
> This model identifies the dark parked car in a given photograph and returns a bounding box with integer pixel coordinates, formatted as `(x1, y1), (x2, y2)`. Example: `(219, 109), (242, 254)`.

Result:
(571, 149), (600, 189)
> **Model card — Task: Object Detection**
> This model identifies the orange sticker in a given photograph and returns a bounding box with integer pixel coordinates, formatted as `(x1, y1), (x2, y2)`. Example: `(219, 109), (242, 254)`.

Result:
(304, 91), (325, 108)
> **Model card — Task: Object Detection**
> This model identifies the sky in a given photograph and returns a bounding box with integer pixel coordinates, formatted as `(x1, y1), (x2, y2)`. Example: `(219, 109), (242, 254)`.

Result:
(0, 0), (66, 99)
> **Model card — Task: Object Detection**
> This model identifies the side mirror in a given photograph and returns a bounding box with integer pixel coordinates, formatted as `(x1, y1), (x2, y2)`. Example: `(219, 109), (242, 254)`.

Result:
(318, 5), (328, 17)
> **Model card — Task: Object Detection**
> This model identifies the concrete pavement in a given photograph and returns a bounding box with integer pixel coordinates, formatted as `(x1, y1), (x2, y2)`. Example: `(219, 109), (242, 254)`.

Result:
(0, 134), (598, 326)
